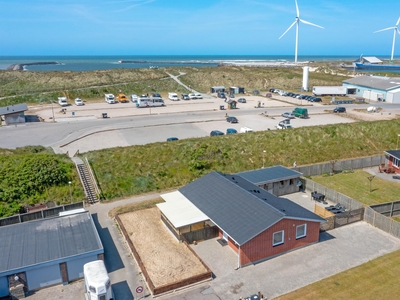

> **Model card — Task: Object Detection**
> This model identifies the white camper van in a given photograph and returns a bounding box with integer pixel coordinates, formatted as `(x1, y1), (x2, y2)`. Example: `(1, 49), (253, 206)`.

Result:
(136, 97), (165, 107)
(84, 260), (114, 300)
(168, 92), (179, 101)
(104, 94), (115, 104)
(58, 97), (68, 107)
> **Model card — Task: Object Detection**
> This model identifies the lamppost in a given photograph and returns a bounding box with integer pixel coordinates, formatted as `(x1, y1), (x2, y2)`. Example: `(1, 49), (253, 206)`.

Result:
(262, 150), (266, 168)
(68, 181), (72, 203)
(51, 100), (55, 123)
(397, 134), (400, 150)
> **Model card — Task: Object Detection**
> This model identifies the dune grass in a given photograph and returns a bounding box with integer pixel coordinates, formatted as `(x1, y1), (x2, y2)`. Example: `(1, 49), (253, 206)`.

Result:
(275, 249), (400, 300)
(84, 119), (400, 200)
(311, 170), (400, 206)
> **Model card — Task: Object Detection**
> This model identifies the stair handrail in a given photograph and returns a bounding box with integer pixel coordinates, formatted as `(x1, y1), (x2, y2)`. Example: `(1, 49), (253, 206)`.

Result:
(84, 157), (101, 198)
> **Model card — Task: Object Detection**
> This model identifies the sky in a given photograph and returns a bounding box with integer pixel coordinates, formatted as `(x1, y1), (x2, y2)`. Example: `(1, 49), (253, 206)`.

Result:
(1, 0), (400, 57)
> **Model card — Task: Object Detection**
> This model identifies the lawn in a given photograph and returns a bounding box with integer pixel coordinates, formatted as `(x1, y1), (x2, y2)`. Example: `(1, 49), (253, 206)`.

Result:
(310, 170), (400, 206)
(275, 249), (400, 300)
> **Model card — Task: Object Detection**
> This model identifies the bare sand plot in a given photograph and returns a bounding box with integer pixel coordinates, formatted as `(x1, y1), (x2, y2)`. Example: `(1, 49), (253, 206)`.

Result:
(118, 207), (209, 288)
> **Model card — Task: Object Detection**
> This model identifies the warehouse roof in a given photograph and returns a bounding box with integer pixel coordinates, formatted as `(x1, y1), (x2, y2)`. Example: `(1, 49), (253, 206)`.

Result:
(343, 76), (400, 91)
(0, 211), (103, 274)
(179, 171), (324, 246)
(236, 165), (302, 185)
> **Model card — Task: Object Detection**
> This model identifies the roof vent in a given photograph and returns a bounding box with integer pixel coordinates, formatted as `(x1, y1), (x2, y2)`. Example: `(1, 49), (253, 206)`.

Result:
(281, 209), (286, 212)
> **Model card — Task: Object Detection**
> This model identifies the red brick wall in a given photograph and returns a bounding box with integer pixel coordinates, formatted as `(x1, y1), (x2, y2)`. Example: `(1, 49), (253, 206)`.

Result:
(388, 156), (400, 173)
(239, 219), (320, 266)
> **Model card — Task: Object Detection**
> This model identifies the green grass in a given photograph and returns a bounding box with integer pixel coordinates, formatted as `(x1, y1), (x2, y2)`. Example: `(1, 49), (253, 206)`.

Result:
(311, 170), (400, 206)
(85, 119), (400, 200)
(275, 249), (400, 300)
(108, 197), (164, 218)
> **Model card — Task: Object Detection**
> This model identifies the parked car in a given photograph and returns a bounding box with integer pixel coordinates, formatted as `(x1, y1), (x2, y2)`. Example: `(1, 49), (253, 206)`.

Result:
(238, 98), (246, 103)
(269, 88), (275, 93)
(130, 94), (138, 103)
(229, 94), (235, 98)
(312, 97), (322, 102)
(195, 93), (203, 99)
(152, 93), (162, 98)
(276, 122), (293, 130)
(226, 116), (238, 123)
(226, 128), (237, 135)
(74, 98), (84, 106)
(166, 137), (179, 142)
(240, 126), (253, 133)
(189, 93), (197, 99)
(210, 130), (224, 136)
(217, 92), (226, 98)
(333, 106), (346, 113)
(281, 112), (295, 119)
(181, 94), (190, 100)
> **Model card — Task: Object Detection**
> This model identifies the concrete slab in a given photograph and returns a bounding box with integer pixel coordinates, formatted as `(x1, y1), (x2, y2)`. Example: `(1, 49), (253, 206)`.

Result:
(187, 222), (400, 300)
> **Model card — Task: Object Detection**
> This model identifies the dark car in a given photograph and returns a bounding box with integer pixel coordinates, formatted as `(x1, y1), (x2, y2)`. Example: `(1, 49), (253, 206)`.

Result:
(333, 106), (346, 113)
(312, 97), (322, 102)
(210, 130), (224, 136)
(226, 116), (238, 123)
(166, 137), (179, 142)
(237, 98), (246, 103)
(229, 94), (235, 98)
(226, 128), (238, 135)
(152, 93), (162, 98)
(181, 94), (190, 100)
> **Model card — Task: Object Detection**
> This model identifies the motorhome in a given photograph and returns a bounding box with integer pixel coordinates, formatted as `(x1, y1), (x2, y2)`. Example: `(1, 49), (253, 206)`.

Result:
(168, 92), (179, 101)
(83, 260), (114, 300)
(104, 94), (115, 104)
(136, 97), (165, 107)
(58, 97), (68, 107)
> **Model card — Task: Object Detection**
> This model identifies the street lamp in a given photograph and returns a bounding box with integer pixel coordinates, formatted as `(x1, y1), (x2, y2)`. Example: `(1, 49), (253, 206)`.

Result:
(397, 134), (400, 150)
(51, 100), (55, 123)
(262, 150), (266, 168)
(68, 181), (72, 203)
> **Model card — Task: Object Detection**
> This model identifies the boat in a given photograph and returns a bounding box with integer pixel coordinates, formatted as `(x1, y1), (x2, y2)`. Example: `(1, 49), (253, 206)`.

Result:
(354, 62), (400, 70)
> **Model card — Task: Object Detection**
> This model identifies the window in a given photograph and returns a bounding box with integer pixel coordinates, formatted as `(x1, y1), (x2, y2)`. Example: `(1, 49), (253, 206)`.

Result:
(289, 179), (294, 185)
(280, 180), (284, 187)
(296, 224), (307, 239)
(273, 230), (284, 246)
(393, 157), (399, 168)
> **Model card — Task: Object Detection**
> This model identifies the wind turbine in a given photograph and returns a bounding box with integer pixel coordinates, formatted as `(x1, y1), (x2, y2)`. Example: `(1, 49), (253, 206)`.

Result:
(279, 0), (324, 63)
(374, 17), (400, 61)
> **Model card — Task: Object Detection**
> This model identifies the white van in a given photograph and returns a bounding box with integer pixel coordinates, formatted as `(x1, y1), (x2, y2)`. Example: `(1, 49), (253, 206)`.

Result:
(104, 94), (115, 104)
(240, 126), (253, 133)
(168, 92), (179, 101)
(83, 260), (114, 300)
(58, 97), (68, 107)
(136, 97), (165, 107)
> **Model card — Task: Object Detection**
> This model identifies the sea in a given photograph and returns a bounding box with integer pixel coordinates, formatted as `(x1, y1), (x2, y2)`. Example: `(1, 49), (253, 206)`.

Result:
(0, 55), (370, 72)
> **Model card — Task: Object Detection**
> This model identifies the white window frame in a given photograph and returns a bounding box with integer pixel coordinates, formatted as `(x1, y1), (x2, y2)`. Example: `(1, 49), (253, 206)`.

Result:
(393, 157), (399, 168)
(272, 230), (284, 246)
(296, 224), (307, 239)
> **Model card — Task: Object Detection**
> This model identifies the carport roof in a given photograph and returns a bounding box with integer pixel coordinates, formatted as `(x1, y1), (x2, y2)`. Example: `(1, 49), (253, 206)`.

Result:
(343, 76), (400, 91)
(157, 191), (208, 228)
(236, 165), (302, 185)
(0, 103), (28, 116)
(179, 171), (324, 246)
(0, 211), (103, 274)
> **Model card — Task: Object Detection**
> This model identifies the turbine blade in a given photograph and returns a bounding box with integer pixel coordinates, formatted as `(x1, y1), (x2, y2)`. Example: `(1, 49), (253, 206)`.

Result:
(374, 27), (396, 33)
(279, 20), (298, 39)
(299, 19), (324, 29)
(295, 0), (300, 18)
(396, 16), (400, 26)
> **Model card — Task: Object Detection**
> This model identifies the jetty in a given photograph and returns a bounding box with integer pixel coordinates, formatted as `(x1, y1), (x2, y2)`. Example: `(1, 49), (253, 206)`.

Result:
(7, 62), (59, 71)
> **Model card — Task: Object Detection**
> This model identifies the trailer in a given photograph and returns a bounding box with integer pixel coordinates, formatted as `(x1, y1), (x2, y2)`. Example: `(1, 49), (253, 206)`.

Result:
(84, 260), (114, 300)
(312, 86), (347, 96)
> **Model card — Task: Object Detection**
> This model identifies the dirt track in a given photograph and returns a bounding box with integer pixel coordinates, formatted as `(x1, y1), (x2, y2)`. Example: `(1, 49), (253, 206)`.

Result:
(118, 207), (208, 287)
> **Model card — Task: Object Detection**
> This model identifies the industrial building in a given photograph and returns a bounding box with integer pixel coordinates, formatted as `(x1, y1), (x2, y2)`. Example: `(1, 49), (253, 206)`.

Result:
(0, 211), (103, 298)
(342, 75), (400, 103)
(0, 103), (28, 125)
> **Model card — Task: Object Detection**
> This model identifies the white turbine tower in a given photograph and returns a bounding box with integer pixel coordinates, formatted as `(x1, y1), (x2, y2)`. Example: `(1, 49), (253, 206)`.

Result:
(374, 17), (400, 61)
(279, 0), (324, 63)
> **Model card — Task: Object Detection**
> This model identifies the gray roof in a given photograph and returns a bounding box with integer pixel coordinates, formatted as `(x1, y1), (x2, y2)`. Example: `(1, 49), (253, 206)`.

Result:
(179, 171), (324, 246)
(236, 165), (302, 185)
(0, 212), (103, 274)
(0, 103), (28, 115)
(385, 150), (400, 160)
(343, 76), (400, 91)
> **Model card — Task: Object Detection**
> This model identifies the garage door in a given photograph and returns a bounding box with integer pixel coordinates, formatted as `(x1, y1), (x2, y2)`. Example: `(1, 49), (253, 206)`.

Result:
(26, 264), (62, 291)
(0, 276), (8, 297)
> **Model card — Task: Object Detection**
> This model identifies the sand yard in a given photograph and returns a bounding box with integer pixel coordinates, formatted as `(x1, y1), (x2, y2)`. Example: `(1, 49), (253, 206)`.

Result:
(118, 207), (209, 288)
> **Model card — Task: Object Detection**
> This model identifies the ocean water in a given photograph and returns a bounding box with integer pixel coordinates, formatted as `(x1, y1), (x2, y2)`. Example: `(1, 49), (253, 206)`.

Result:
(0, 55), (363, 72)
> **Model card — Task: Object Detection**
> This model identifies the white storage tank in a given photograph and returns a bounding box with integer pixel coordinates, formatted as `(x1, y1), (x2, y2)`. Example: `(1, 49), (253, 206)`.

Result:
(302, 67), (309, 91)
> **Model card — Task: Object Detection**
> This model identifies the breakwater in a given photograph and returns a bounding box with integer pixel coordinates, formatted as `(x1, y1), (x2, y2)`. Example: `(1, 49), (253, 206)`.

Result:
(7, 62), (59, 71)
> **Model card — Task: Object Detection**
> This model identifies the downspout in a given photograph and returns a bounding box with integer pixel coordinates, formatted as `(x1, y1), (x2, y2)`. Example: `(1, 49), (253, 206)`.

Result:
(237, 245), (241, 269)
